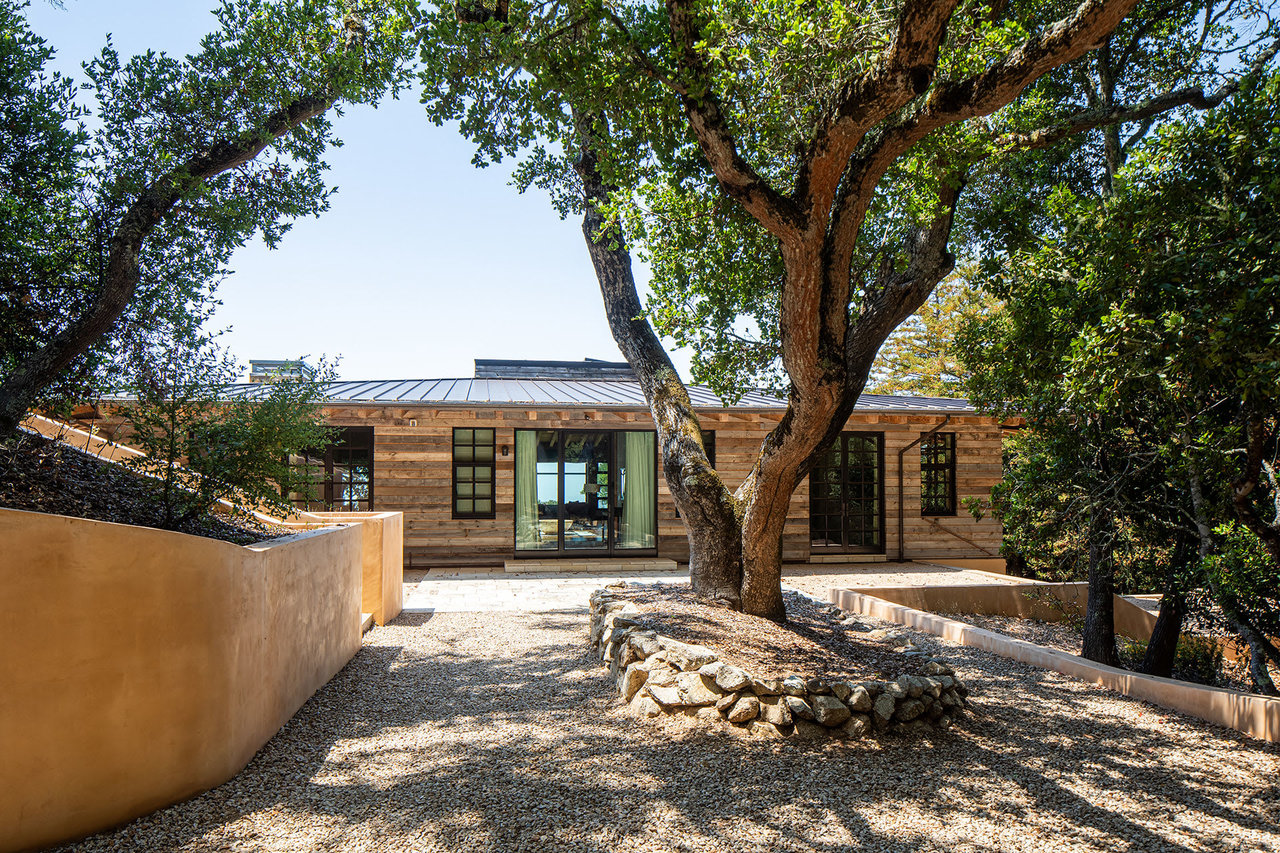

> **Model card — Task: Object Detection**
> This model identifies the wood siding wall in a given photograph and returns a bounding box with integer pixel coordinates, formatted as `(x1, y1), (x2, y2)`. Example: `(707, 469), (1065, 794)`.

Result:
(319, 405), (1005, 568)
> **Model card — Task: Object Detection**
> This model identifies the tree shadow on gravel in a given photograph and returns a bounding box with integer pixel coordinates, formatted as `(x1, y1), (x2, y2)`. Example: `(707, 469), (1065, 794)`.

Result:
(54, 608), (1280, 853)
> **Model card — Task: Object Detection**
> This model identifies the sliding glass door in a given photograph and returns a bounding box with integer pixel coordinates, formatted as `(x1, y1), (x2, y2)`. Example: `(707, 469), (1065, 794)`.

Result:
(515, 429), (656, 555)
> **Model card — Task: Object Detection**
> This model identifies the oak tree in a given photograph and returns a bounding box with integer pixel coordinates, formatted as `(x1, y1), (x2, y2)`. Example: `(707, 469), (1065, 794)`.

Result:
(423, 0), (1276, 618)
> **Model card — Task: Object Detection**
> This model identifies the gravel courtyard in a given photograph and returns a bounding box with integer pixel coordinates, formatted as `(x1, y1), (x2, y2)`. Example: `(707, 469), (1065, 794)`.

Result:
(61, 608), (1279, 853)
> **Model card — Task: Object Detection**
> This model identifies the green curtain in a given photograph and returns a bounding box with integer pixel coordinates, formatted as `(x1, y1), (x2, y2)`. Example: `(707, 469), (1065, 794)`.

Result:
(515, 430), (539, 550)
(620, 431), (656, 549)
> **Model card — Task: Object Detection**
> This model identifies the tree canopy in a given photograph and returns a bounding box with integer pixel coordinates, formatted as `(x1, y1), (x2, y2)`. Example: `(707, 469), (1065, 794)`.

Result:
(959, 73), (1280, 686)
(0, 0), (414, 436)
(420, 0), (1277, 617)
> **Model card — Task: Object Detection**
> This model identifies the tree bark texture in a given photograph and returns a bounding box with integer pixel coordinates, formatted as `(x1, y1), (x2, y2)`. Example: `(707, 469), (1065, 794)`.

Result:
(1081, 514), (1120, 666)
(1139, 592), (1184, 678)
(572, 110), (744, 607)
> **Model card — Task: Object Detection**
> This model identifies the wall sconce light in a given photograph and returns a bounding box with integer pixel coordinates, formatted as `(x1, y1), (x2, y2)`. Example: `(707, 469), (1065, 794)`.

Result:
(501, 445), (509, 456)
(409, 419), (418, 427)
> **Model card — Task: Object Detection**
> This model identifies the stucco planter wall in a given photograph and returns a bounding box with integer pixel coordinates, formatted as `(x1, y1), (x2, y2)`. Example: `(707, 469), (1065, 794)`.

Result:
(0, 508), (368, 853)
(590, 587), (968, 740)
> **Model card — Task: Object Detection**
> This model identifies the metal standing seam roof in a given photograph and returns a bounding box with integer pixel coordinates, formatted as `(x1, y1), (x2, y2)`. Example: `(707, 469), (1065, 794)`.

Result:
(224, 378), (976, 412)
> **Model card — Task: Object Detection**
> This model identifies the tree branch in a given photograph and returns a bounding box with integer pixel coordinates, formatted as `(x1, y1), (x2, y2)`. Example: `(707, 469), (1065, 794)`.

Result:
(994, 36), (1280, 154)
(664, 0), (805, 240)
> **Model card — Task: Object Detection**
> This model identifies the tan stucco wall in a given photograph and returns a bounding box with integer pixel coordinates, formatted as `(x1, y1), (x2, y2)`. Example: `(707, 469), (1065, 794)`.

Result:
(295, 512), (404, 625)
(832, 589), (1280, 743)
(851, 582), (1158, 645)
(0, 508), (364, 853)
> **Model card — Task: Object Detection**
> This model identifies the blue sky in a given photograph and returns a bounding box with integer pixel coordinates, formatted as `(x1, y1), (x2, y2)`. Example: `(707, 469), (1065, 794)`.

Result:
(27, 1), (689, 381)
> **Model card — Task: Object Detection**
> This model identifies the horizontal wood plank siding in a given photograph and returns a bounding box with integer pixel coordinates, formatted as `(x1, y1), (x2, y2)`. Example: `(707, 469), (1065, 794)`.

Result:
(315, 404), (1005, 569)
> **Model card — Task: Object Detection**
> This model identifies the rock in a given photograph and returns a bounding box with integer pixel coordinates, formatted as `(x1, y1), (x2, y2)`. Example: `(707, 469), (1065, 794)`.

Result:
(658, 637), (719, 671)
(675, 671), (723, 706)
(792, 720), (827, 741)
(886, 633), (909, 647)
(749, 721), (784, 739)
(894, 698), (926, 722)
(940, 691), (959, 707)
(630, 692), (662, 718)
(693, 707), (722, 725)
(936, 675), (956, 690)
(897, 675), (926, 699)
(750, 678), (783, 696)
(727, 695), (761, 723)
(830, 681), (853, 702)
(805, 678), (831, 695)
(759, 695), (793, 726)
(715, 691), (739, 712)
(783, 695), (815, 721)
(700, 661), (751, 692)
(885, 681), (907, 700)
(629, 632), (662, 659)
(925, 699), (946, 721)
(872, 693), (896, 726)
(646, 684), (682, 708)
(619, 662), (650, 702)
(841, 714), (871, 739)
(865, 628), (889, 640)
(936, 714), (953, 731)
(781, 675), (808, 696)
(845, 685), (873, 713)
(812, 695), (852, 727)
(923, 678), (943, 699)
(862, 681), (886, 697)
(924, 660), (954, 676)
(715, 666), (752, 693)
(646, 665), (678, 687)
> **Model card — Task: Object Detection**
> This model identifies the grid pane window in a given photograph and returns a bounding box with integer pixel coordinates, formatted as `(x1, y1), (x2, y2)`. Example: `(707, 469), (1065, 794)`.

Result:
(809, 433), (883, 552)
(454, 428), (496, 518)
(287, 427), (374, 512)
(920, 432), (957, 516)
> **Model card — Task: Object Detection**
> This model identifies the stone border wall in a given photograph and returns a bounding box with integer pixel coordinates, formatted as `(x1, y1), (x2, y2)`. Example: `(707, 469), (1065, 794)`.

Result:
(590, 587), (968, 740)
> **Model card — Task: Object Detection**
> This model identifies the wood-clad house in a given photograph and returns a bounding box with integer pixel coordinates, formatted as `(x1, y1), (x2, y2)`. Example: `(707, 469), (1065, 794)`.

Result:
(267, 359), (1006, 569)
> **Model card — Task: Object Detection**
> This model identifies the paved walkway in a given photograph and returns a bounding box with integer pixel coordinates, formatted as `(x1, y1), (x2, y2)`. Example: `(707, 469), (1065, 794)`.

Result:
(404, 562), (1023, 613)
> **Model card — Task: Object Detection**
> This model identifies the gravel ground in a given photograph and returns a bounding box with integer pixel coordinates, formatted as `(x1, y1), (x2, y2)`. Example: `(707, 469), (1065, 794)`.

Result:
(58, 608), (1280, 853)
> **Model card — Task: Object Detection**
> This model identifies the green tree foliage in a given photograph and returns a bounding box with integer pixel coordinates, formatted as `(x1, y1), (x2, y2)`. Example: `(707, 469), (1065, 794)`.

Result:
(959, 74), (1280, 688)
(866, 272), (997, 397)
(420, 0), (1276, 618)
(118, 326), (335, 529)
(0, 0), (413, 436)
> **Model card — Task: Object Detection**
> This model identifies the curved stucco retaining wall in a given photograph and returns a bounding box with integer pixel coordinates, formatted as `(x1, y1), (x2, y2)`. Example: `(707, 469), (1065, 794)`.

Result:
(0, 508), (364, 852)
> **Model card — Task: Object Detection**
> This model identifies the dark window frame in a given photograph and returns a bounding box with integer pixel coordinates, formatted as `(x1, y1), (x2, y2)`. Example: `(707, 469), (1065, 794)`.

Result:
(920, 431), (957, 516)
(287, 426), (375, 512)
(452, 427), (497, 519)
(512, 427), (659, 556)
(808, 431), (885, 553)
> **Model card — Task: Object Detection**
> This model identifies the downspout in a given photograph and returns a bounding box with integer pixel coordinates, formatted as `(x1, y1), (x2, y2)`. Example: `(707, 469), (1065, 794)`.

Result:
(897, 414), (951, 562)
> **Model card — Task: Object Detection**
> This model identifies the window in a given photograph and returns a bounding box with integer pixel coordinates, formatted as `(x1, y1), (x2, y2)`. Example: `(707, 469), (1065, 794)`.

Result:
(287, 427), (374, 512)
(920, 432), (956, 516)
(453, 428), (496, 518)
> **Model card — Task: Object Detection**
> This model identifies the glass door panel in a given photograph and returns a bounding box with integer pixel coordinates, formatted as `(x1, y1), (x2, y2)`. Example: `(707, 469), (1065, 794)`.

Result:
(563, 431), (611, 551)
(809, 433), (884, 553)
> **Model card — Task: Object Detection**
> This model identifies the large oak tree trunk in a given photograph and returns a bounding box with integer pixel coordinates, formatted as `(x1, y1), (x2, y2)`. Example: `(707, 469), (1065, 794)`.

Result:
(573, 111), (744, 606)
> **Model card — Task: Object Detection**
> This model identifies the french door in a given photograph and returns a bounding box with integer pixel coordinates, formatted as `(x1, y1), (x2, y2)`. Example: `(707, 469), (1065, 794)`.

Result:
(809, 432), (884, 553)
(514, 429), (657, 555)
